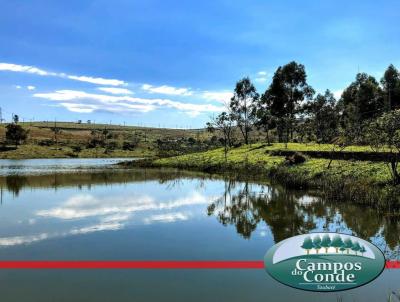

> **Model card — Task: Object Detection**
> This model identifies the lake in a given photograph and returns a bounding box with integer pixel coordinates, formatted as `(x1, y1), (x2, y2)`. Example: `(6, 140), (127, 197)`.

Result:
(0, 158), (399, 301)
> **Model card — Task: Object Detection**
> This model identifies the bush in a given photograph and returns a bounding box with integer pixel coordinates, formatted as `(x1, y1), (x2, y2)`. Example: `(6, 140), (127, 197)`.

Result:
(71, 145), (82, 153)
(5, 123), (29, 147)
(38, 139), (54, 146)
(86, 138), (104, 148)
(105, 141), (118, 151)
(123, 141), (138, 151)
(285, 152), (306, 165)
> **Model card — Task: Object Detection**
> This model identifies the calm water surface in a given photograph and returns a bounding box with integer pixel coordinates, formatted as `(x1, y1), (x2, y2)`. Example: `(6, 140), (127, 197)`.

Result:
(0, 159), (399, 301)
(0, 158), (134, 175)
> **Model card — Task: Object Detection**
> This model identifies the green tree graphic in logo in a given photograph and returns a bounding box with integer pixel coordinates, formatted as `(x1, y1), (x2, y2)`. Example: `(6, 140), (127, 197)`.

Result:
(343, 238), (353, 254)
(331, 234), (344, 253)
(321, 234), (332, 253)
(352, 241), (361, 255)
(301, 236), (314, 254)
(312, 235), (322, 254)
(301, 234), (369, 256)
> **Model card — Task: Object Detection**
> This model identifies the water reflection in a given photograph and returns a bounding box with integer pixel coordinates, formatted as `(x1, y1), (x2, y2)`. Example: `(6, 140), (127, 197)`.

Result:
(0, 169), (224, 250)
(0, 168), (399, 261)
(207, 179), (400, 260)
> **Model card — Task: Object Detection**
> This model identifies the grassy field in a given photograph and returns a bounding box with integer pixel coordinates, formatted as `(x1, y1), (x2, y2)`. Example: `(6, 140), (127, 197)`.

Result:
(0, 121), (209, 159)
(124, 143), (400, 210)
(1, 120), (381, 159)
(154, 143), (391, 184)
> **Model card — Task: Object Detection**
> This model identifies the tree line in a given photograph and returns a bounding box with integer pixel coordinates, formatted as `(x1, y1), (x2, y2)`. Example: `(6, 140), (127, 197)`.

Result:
(207, 61), (400, 183)
(208, 61), (400, 146)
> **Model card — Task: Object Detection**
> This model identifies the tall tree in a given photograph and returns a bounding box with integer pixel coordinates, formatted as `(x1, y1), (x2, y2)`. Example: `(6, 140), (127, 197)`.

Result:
(381, 64), (400, 110)
(263, 61), (314, 145)
(207, 112), (234, 161)
(339, 73), (384, 141)
(229, 77), (259, 144)
(302, 90), (338, 143)
(366, 110), (400, 185)
(253, 99), (275, 145)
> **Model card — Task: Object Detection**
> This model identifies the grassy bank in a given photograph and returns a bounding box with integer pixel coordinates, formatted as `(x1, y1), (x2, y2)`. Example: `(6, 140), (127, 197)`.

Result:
(122, 143), (400, 211)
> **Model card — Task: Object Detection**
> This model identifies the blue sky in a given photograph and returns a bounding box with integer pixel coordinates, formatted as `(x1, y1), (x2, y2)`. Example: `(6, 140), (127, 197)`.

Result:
(1, 0), (399, 128)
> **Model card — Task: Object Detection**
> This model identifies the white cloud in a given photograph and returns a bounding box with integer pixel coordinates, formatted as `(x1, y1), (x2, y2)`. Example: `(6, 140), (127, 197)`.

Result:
(0, 63), (52, 76)
(36, 192), (212, 220)
(0, 233), (49, 246)
(59, 103), (100, 113)
(97, 87), (133, 95)
(69, 222), (123, 235)
(67, 75), (125, 86)
(333, 89), (343, 99)
(27, 85), (36, 90)
(0, 190), (219, 247)
(143, 212), (189, 224)
(34, 89), (223, 116)
(142, 84), (192, 96)
(255, 77), (267, 83)
(0, 62), (126, 86)
(14, 85), (21, 89)
(201, 91), (233, 104)
(254, 71), (268, 83)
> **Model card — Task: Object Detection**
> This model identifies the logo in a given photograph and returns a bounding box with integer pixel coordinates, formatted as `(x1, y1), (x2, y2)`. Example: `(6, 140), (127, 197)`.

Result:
(264, 233), (385, 292)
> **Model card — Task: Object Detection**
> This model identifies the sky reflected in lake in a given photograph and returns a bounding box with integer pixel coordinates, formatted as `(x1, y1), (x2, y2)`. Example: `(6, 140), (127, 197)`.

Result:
(0, 160), (399, 301)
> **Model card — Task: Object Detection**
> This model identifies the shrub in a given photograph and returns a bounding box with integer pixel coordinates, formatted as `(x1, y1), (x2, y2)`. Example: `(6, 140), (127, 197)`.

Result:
(285, 152), (306, 165)
(71, 145), (82, 153)
(38, 139), (54, 146)
(5, 123), (29, 147)
(123, 141), (138, 151)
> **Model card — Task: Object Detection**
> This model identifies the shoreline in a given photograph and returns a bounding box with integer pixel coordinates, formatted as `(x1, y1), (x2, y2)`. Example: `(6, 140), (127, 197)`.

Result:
(119, 144), (400, 212)
(0, 144), (153, 160)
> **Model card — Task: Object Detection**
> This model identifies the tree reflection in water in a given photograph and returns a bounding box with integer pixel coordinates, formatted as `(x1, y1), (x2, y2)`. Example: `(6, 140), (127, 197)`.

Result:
(0, 170), (399, 260)
(207, 179), (400, 260)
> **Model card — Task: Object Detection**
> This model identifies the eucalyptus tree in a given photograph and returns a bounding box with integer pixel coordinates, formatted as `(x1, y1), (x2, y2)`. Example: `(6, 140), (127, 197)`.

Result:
(207, 111), (234, 161)
(381, 64), (400, 110)
(339, 73), (384, 142)
(263, 61), (314, 146)
(302, 90), (339, 143)
(229, 77), (259, 144)
(253, 98), (275, 145)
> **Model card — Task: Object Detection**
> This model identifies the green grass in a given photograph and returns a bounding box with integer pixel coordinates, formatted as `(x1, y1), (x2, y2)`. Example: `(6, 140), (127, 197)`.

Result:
(0, 121), (210, 159)
(128, 143), (400, 210)
(154, 144), (392, 184)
